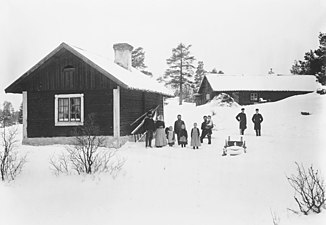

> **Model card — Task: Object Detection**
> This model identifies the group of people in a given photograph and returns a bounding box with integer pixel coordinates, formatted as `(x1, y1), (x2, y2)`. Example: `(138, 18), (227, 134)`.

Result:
(143, 113), (203, 149)
(143, 107), (264, 149)
(236, 108), (263, 136)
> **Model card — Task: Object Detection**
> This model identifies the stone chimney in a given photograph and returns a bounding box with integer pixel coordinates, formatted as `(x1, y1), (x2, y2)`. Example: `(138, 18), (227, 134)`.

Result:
(113, 43), (133, 71)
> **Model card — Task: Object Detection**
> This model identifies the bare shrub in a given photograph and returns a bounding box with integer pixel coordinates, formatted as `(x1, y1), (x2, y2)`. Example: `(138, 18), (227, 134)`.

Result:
(270, 209), (280, 225)
(49, 153), (70, 176)
(50, 114), (125, 176)
(0, 127), (27, 181)
(287, 162), (325, 215)
(50, 149), (125, 177)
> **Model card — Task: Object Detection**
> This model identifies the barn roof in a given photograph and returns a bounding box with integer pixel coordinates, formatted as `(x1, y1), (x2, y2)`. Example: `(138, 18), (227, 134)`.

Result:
(5, 42), (173, 96)
(202, 73), (317, 92)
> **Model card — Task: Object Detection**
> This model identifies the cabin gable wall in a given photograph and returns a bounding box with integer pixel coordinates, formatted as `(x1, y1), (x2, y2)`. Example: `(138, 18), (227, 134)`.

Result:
(196, 78), (214, 105)
(20, 48), (118, 92)
(14, 48), (167, 139)
(23, 48), (121, 138)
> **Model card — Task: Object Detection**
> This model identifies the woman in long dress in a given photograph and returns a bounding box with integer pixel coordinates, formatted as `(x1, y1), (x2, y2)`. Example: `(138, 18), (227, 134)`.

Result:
(155, 115), (167, 147)
(191, 122), (201, 149)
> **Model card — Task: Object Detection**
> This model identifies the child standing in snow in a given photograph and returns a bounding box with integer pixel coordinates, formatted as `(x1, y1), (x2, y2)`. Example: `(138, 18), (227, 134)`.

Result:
(191, 123), (201, 149)
(167, 126), (175, 147)
(178, 124), (188, 148)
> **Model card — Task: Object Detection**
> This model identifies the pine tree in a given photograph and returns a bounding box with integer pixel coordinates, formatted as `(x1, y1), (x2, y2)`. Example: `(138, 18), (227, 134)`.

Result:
(290, 32), (326, 84)
(131, 47), (153, 77)
(194, 61), (206, 92)
(1, 101), (15, 127)
(161, 43), (195, 105)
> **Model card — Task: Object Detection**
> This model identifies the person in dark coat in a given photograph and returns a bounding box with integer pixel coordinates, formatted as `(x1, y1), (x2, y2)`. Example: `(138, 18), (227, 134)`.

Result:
(200, 115), (213, 144)
(143, 112), (155, 147)
(174, 114), (185, 145)
(252, 108), (263, 136)
(206, 115), (213, 144)
(200, 116), (207, 143)
(236, 108), (247, 135)
(178, 124), (188, 148)
(165, 127), (170, 138)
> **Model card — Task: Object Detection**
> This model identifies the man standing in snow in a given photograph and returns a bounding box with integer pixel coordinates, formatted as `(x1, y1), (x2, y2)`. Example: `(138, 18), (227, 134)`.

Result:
(236, 108), (247, 135)
(206, 115), (213, 144)
(144, 112), (155, 147)
(207, 115), (214, 130)
(200, 116), (207, 143)
(174, 114), (185, 145)
(252, 108), (263, 136)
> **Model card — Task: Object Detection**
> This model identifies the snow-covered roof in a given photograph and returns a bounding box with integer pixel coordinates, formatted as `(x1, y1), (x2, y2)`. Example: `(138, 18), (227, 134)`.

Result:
(5, 42), (173, 96)
(68, 44), (173, 96)
(204, 74), (317, 92)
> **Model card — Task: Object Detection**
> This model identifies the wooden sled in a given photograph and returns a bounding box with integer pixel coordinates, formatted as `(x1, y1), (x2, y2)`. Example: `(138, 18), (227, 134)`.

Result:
(222, 136), (247, 156)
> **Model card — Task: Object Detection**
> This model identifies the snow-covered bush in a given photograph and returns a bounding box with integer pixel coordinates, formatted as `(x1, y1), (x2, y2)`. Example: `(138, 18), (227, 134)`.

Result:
(287, 162), (325, 215)
(50, 114), (125, 176)
(0, 127), (26, 181)
(207, 93), (239, 116)
(209, 93), (239, 107)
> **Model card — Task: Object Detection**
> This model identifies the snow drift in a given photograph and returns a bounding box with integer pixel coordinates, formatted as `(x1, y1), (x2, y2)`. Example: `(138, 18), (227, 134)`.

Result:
(0, 93), (325, 225)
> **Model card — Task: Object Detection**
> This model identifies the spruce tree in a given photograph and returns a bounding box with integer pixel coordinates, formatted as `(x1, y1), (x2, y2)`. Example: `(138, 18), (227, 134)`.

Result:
(194, 61), (206, 92)
(131, 47), (153, 77)
(161, 43), (195, 105)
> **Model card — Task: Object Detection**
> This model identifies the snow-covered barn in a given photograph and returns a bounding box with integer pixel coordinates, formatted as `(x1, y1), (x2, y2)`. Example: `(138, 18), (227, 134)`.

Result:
(195, 73), (317, 105)
(5, 42), (173, 146)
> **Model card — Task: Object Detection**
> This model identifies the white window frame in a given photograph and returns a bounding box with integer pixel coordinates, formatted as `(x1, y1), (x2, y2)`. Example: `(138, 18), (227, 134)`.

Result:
(54, 93), (84, 126)
(206, 93), (210, 100)
(250, 92), (258, 101)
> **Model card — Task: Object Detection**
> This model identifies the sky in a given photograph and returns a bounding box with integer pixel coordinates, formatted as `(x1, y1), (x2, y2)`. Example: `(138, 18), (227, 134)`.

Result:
(1, 0), (325, 110)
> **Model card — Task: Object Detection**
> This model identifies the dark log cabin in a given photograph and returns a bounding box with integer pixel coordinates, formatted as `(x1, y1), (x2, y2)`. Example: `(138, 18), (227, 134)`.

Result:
(195, 73), (317, 106)
(5, 43), (173, 147)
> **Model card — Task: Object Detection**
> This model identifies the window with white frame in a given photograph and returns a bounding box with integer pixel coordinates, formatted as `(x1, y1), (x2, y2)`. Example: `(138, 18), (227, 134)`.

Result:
(206, 93), (210, 100)
(250, 92), (258, 101)
(54, 94), (84, 126)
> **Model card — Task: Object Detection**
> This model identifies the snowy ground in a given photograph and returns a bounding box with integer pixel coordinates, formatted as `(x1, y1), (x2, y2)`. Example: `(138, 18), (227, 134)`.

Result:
(1, 93), (326, 225)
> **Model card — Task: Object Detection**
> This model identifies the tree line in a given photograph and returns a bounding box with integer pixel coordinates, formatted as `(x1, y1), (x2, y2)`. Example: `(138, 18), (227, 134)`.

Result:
(290, 32), (326, 84)
(133, 33), (325, 106)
